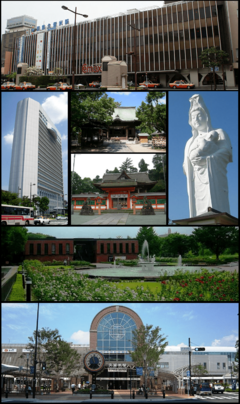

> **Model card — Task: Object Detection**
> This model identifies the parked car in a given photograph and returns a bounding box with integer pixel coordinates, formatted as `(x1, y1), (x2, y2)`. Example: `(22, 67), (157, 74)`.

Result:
(169, 80), (195, 89)
(14, 82), (36, 90)
(56, 216), (66, 220)
(1, 81), (15, 90)
(139, 80), (162, 88)
(212, 384), (224, 394)
(89, 81), (101, 88)
(46, 82), (71, 90)
(34, 216), (50, 225)
(74, 84), (85, 89)
(196, 383), (212, 396)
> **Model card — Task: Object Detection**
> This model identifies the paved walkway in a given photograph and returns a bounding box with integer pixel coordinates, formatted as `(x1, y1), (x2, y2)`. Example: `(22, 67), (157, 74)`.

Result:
(71, 212), (166, 225)
(73, 141), (165, 153)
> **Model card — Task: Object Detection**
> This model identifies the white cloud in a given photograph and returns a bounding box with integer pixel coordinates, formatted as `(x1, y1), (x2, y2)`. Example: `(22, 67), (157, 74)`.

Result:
(70, 330), (90, 344)
(2, 303), (31, 309)
(111, 92), (132, 95)
(182, 311), (196, 321)
(62, 134), (67, 141)
(177, 343), (188, 347)
(211, 335), (237, 347)
(42, 93), (68, 124)
(4, 131), (14, 145)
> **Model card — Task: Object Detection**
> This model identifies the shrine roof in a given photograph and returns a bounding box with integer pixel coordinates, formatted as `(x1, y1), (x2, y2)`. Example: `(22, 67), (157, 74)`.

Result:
(112, 107), (139, 122)
(101, 171), (155, 183)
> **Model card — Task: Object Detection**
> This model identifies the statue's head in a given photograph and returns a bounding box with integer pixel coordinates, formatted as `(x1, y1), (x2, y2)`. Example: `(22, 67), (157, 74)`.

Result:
(188, 94), (212, 136)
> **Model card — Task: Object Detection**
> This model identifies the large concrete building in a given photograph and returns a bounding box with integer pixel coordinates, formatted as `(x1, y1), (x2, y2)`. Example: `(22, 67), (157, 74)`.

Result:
(1, 15), (37, 74)
(9, 98), (64, 213)
(2, 305), (237, 393)
(11, 1), (238, 87)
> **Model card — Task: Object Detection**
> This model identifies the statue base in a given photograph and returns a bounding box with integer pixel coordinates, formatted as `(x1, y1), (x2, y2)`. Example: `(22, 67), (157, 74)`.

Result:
(140, 206), (155, 215)
(80, 206), (94, 215)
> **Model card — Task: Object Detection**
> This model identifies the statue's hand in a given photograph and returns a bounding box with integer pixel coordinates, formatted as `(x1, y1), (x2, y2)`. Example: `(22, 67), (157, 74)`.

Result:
(191, 156), (206, 166)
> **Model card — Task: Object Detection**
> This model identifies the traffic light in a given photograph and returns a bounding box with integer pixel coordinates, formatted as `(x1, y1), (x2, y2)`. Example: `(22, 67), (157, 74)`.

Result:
(194, 347), (205, 351)
(42, 362), (46, 370)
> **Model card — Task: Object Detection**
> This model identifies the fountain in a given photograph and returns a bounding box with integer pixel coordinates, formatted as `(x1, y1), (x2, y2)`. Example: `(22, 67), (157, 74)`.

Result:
(138, 240), (156, 271)
(178, 255), (182, 266)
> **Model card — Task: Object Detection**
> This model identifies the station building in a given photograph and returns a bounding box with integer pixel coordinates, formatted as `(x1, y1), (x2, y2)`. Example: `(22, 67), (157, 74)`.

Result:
(72, 171), (166, 212)
(12, 1), (238, 87)
(2, 305), (237, 393)
(24, 238), (139, 263)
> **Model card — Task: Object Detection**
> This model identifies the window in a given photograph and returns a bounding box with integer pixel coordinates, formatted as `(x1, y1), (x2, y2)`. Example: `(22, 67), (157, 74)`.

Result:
(183, 10), (188, 22)
(188, 9), (193, 21)
(203, 363), (207, 369)
(101, 244), (104, 254)
(126, 243), (129, 253)
(178, 11), (182, 23)
(174, 31), (178, 41)
(194, 9), (199, 20)
(159, 362), (169, 369)
(173, 12), (177, 23)
(185, 29), (189, 40)
(175, 50), (179, 61)
(163, 14), (167, 25)
(107, 243), (110, 253)
(205, 6), (211, 19)
(196, 28), (201, 39)
(170, 50), (174, 61)
(45, 244), (48, 254)
(190, 29), (195, 39)
(223, 363), (226, 370)
(167, 13), (172, 24)
(200, 8), (205, 19)
(212, 6), (217, 17)
(169, 31), (173, 42)
(179, 30), (184, 41)
(207, 26), (213, 37)
(103, 62), (108, 71)
(59, 244), (63, 254)
(192, 49), (196, 60)
(37, 244), (41, 254)
(186, 49), (191, 60)
(52, 244), (56, 254)
(132, 243), (135, 253)
(113, 243), (117, 253)
(202, 27), (206, 38)
(66, 243), (69, 253)
(214, 25), (219, 36)
(120, 243), (123, 253)
(217, 363), (220, 369)
(30, 244), (34, 254)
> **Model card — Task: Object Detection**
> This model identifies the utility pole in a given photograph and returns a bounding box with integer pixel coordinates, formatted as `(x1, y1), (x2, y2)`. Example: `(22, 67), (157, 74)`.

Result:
(189, 337), (191, 395)
(32, 303), (39, 399)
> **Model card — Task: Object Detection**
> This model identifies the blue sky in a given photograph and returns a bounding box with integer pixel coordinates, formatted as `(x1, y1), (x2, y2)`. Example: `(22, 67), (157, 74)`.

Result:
(24, 226), (194, 238)
(106, 91), (166, 108)
(169, 91), (238, 221)
(2, 303), (238, 348)
(1, 92), (68, 199)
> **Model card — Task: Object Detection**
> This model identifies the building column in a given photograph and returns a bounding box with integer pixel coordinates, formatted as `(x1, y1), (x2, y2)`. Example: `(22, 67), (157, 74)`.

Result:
(160, 73), (167, 87)
(190, 70), (199, 87)
(127, 191), (130, 209)
(126, 128), (128, 139)
(226, 68), (235, 87)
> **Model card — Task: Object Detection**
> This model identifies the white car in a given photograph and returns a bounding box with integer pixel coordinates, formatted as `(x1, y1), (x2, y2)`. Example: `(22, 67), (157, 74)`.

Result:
(34, 216), (50, 225)
(212, 384), (224, 394)
(56, 216), (66, 220)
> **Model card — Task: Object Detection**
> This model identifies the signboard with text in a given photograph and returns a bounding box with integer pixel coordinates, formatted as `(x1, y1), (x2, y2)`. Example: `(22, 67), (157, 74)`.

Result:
(35, 32), (44, 68)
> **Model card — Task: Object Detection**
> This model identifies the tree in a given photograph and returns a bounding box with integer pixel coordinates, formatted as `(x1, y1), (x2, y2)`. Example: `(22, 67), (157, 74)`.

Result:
(149, 154), (166, 191)
(160, 233), (192, 257)
(138, 159), (149, 172)
(39, 197), (49, 214)
(1, 190), (21, 206)
(192, 227), (239, 260)
(129, 324), (168, 370)
(106, 167), (120, 174)
(136, 227), (161, 256)
(1, 227), (28, 264)
(21, 327), (81, 392)
(71, 92), (120, 141)
(136, 92), (166, 136)
(234, 339), (239, 373)
(192, 364), (208, 376)
(6, 72), (16, 81)
(119, 157), (138, 173)
(199, 47), (229, 91)
(26, 66), (44, 76)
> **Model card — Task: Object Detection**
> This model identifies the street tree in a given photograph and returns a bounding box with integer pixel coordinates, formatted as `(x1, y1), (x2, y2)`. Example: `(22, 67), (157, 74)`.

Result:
(26, 66), (44, 76)
(192, 364), (208, 376)
(129, 325), (168, 370)
(199, 47), (229, 90)
(21, 327), (81, 392)
(160, 233), (192, 257)
(39, 197), (50, 214)
(192, 227), (239, 260)
(1, 190), (21, 206)
(136, 92), (166, 135)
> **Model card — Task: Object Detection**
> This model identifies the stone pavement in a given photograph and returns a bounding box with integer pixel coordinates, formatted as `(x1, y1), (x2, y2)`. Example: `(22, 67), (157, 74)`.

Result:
(71, 212), (166, 225)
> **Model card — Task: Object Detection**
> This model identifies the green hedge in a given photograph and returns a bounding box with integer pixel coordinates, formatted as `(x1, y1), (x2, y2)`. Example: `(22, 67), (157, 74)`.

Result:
(8, 273), (25, 301)
(19, 76), (63, 86)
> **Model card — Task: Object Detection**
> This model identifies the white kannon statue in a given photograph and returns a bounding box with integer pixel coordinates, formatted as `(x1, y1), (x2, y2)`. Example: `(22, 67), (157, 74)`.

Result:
(183, 94), (232, 218)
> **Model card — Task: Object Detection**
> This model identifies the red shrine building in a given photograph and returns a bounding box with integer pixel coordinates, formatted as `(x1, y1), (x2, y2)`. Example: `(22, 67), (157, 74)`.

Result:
(72, 171), (166, 212)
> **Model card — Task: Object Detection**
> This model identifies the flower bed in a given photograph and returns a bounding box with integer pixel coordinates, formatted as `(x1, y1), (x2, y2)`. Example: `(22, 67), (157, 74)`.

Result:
(23, 260), (238, 302)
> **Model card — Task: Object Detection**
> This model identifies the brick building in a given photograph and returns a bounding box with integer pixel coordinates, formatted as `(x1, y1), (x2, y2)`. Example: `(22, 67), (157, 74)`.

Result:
(24, 238), (139, 263)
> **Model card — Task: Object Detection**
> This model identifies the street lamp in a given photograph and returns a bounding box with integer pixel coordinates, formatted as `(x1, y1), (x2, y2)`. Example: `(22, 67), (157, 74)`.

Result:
(126, 23), (140, 90)
(30, 183), (36, 202)
(61, 5), (88, 89)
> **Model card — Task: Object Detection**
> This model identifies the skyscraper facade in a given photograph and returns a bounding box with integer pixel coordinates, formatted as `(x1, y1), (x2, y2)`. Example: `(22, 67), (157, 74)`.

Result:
(9, 98), (64, 213)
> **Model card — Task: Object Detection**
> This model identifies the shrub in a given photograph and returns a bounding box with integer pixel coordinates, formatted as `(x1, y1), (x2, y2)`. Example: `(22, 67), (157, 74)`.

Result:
(8, 274), (25, 301)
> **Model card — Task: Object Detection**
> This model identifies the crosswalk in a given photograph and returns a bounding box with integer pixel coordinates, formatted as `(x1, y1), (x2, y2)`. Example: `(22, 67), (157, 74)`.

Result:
(194, 392), (237, 400)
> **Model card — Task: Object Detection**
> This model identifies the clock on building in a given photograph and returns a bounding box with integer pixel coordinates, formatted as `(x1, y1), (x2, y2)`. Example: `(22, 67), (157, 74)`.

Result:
(84, 350), (105, 373)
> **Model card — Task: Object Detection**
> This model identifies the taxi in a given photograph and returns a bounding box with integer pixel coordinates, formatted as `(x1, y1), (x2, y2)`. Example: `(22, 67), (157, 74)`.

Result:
(169, 80), (195, 89)
(14, 82), (35, 90)
(46, 82), (72, 90)
(139, 80), (162, 88)
(1, 81), (16, 90)
(89, 81), (101, 88)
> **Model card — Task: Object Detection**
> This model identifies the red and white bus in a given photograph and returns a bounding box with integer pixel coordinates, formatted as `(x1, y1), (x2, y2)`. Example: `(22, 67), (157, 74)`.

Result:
(1, 205), (34, 225)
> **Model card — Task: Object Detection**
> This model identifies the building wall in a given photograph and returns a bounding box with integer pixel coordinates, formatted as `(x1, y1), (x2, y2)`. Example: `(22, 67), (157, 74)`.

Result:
(25, 240), (74, 262)
(96, 239), (139, 263)
(12, 1), (237, 87)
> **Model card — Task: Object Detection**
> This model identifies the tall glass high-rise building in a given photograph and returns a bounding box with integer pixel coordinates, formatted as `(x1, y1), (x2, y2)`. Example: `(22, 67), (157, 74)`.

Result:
(9, 98), (64, 213)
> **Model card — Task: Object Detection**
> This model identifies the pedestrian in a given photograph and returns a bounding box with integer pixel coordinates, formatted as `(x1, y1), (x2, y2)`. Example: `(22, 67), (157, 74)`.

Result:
(71, 383), (76, 394)
(28, 385), (32, 395)
(78, 383), (81, 390)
